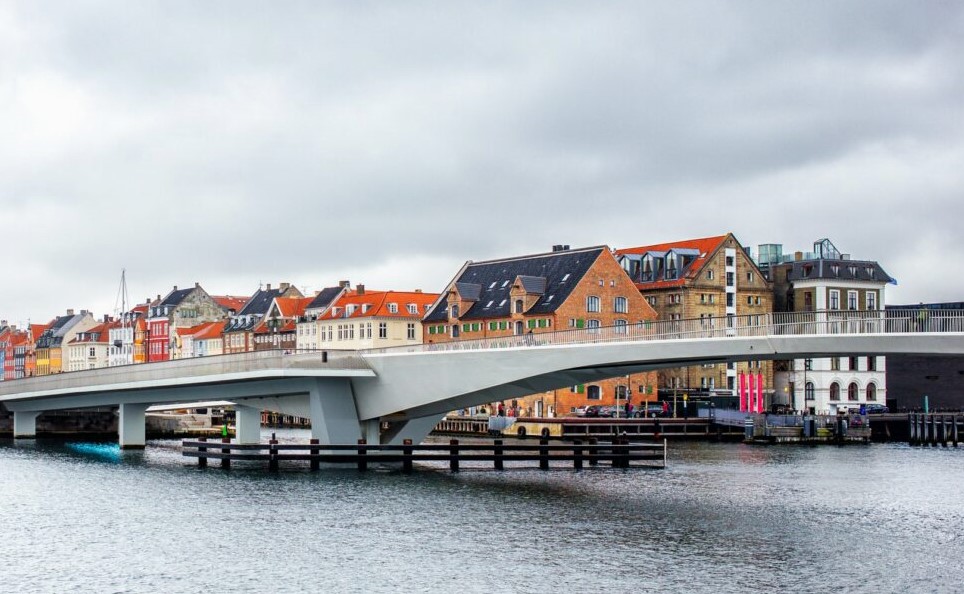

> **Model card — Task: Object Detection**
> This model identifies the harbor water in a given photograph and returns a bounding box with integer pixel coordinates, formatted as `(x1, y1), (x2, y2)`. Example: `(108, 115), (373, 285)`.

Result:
(2, 430), (963, 593)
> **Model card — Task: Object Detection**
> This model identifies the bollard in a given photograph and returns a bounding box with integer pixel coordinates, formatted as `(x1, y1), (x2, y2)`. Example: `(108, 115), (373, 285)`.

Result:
(310, 438), (320, 471)
(449, 439), (460, 472)
(357, 438), (368, 471)
(539, 438), (549, 470)
(402, 439), (413, 473)
(268, 438), (279, 472)
(221, 437), (231, 469)
(494, 439), (504, 471)
(198, 437), (208, 468)
(573, 439), (583, 471)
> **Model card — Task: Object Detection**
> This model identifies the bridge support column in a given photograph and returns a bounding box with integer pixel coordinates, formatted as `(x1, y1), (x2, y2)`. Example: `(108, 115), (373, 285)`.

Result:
(235, 405), (262, 444)
(381, 415), (446, 446)
(307, 378), (362, 444)
(361, 419), (380, 445)
(13, 411), (40, 439)
(119, 403), (148, 449)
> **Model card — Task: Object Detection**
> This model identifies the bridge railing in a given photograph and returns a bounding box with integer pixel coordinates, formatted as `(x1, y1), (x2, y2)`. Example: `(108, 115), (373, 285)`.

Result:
(363, 308), (964, 355)
(0, 349), (369, 396)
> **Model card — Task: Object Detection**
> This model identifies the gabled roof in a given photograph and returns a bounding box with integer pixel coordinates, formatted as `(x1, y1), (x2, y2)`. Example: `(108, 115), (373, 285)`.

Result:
(306, 286), (345, 312)
(69, 323), (109, 345)
(615, 235), (729, 289)
(318, 289), (439, 321)
(238, 287), (284, 317)
(424, 246), (607, 322)
(786, 259), (894, 284)
(212, 295), (248, 312)
(191, 321), (225, 341)
(273, 296), (313, 318)
(160, 287), (194, 307)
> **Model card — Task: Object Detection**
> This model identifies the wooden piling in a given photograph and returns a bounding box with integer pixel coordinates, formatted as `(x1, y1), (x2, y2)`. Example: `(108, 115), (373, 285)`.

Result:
(493, 439), (504, 471)
(197, 437), (207, 468)
(268, 438), (279, 472)
(539, 438), (549, 470)
(954, 416), (959, 447)
(573, 439), (583, 471)
(221, 437), (231, 469)
(402, 439), (413, 473)
(449, 439), (459, 472)
(357, 438), (367, 471)
(588, 437), (598, 466)
(310, 438), (320, 471)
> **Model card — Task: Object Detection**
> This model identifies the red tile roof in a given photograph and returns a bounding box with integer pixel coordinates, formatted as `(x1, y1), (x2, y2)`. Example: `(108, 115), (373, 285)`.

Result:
(317, 289), (439, 321)
(615, 234), (729, 289)
(213, 295), (248, 312)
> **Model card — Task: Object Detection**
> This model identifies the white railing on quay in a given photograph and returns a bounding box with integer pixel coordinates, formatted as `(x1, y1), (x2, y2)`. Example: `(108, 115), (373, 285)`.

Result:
(362, 308), (964, 355)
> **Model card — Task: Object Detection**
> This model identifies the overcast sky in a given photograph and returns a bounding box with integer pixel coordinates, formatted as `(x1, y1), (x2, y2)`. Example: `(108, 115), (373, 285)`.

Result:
(2, 1), (962, 325)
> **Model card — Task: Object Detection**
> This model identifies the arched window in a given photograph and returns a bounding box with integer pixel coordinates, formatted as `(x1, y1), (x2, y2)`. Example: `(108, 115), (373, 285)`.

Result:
(615, 385), (628, 400)
(514, 299), (524, 314)
(450, 304), (459, 318)
(586, 296), (600, 313)
(805, 382), (815, 401)
(586, 385), (601, 401)
(829, 382), (840, 401)
(614, 296), (628, 313)
(614, 319), (628, 334)
(848, 382), (859, 401)
(866, 383), (877, 401)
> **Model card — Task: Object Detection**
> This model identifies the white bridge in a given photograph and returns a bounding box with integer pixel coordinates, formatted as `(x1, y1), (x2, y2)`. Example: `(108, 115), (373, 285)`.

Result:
(1, 309), (962, 447)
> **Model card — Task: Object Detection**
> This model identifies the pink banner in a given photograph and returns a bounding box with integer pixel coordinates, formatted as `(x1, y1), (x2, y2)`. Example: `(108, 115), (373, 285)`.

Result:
(739, 372), (747, 412)
(756, 373), (765, 413)
(749, 372), (756, 413)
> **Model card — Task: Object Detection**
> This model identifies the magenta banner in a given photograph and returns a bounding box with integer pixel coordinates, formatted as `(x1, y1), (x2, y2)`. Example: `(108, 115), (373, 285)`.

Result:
(739, 372), (747, 412)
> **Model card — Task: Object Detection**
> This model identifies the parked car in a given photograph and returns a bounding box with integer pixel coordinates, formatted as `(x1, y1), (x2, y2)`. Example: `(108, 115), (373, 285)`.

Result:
(584, 405), (603, 418)
(864, 403), (889, 414)
(635, 404), (667, 418)
(571, 406), (588, 417)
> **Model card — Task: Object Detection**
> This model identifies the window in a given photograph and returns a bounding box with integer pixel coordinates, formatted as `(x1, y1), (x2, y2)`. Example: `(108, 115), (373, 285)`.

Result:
(866, 291), (877, 310)
(615, 385), (628, 400)
(805, 358), (813, 371)
(726, 293), (734, 307)
(451, 325), (459, 338)
(866, 383), (877, 401)
(407, 323), (415, 340)
(614, 296), (628, 313)
(848, 382), (858, 401)
(805, 382), (815, 401)
(586, 385), (601, 400)
(829, 290), (840, 310)
(746, 272), (754, 283)
(379, 322), (388, 339)
(867, 356), (877, 371)
(725, 255), (734, 267)
(847, 291), (858, 311)
(747, 296), (753, 305)
(388, 303), (398, 314)
(614, 319), (627, 334)
(586, 319), (600, 333)
(831, 357), (840, 371)
(707, 269), (715, 281)
(450, 304), (459, 318)
(726, 272), (734, 287)
(488, 322), (497, 331)
(515, 299), (524, 314)
(586, 296), (600, 313)
(407, 304), (418, 314)
(89, 347), (95, 357)
(646, 296), (657, 306)
(849, 356), (858, 371)
(830, 382), (840, 401)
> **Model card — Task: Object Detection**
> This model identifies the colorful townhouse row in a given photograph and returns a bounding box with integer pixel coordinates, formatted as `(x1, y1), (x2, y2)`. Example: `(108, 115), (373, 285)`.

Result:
(0, 233), (895, 416)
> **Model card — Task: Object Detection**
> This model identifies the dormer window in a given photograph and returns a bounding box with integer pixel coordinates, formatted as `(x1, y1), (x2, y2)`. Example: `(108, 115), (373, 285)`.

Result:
(331, 307), (340, 317)
(849, 265), (857, 277)
(866, 267), (875, 278)
(450, 304), (459, 318)
(831, 264), (840, 277)
(665, 254), (678, 280)
(514, 299), (524, 314)
(388, 303), (398, 314)
(362, 304), (370, 314)
(407, 304), (418, 314)
(346, 305), (356, 316)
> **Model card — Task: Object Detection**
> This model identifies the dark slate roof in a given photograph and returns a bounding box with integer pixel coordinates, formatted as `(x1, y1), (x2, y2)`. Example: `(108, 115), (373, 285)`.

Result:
(518, 276), (547, 295)
(238, 288), (283, 317)
(424, 247), (605, 322)
(306, 286), (343, 311)
(161, 288), (194, 307)
(34, 315), (78, 348)
(455, 282), (482, 302)
(785, 259), (894, 283)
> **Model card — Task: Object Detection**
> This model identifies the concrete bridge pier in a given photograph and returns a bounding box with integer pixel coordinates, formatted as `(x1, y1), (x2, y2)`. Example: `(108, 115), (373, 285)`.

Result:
(234, 405), (263, 444)
(360, 419), (380, 445)
(307, 378), (364, 445)
(380, 415), (445, 446)
(13, 411), (40, 439)
(119, 403), (149, 449)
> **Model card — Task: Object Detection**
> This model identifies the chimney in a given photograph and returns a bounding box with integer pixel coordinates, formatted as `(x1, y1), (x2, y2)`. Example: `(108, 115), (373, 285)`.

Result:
(356, 284), (365, 295)
(67, 309), (74, 316)
(104, 314), (110, 322)
(339, 280), (351, 288)
(794, 251), (803, 261)
(415, 289), (422, 293)
(266, 283), (272, 291)
(552, 245), (571, 252)
(280, 282), (290, 291)
(195, 282), (200, 288)
(173, 285), (178, 291)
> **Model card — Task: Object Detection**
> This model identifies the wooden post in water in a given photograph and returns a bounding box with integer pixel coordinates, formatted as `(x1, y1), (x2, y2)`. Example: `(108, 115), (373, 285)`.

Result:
(449, 439), (460, 472)
(310, 438), (320, 471)
(198, 437), (207, 468)
(954, 416), (960, 447)
(588, 437), (598, 466)
(221, 437), (231, 469)
(402, 439), (413, 473)
(268, 437), (279, 472)
(539, 438), (549, 470)
(573, 439), (583, 471)
(493, 439), (504, 471)
(357, 438), (368, 471)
